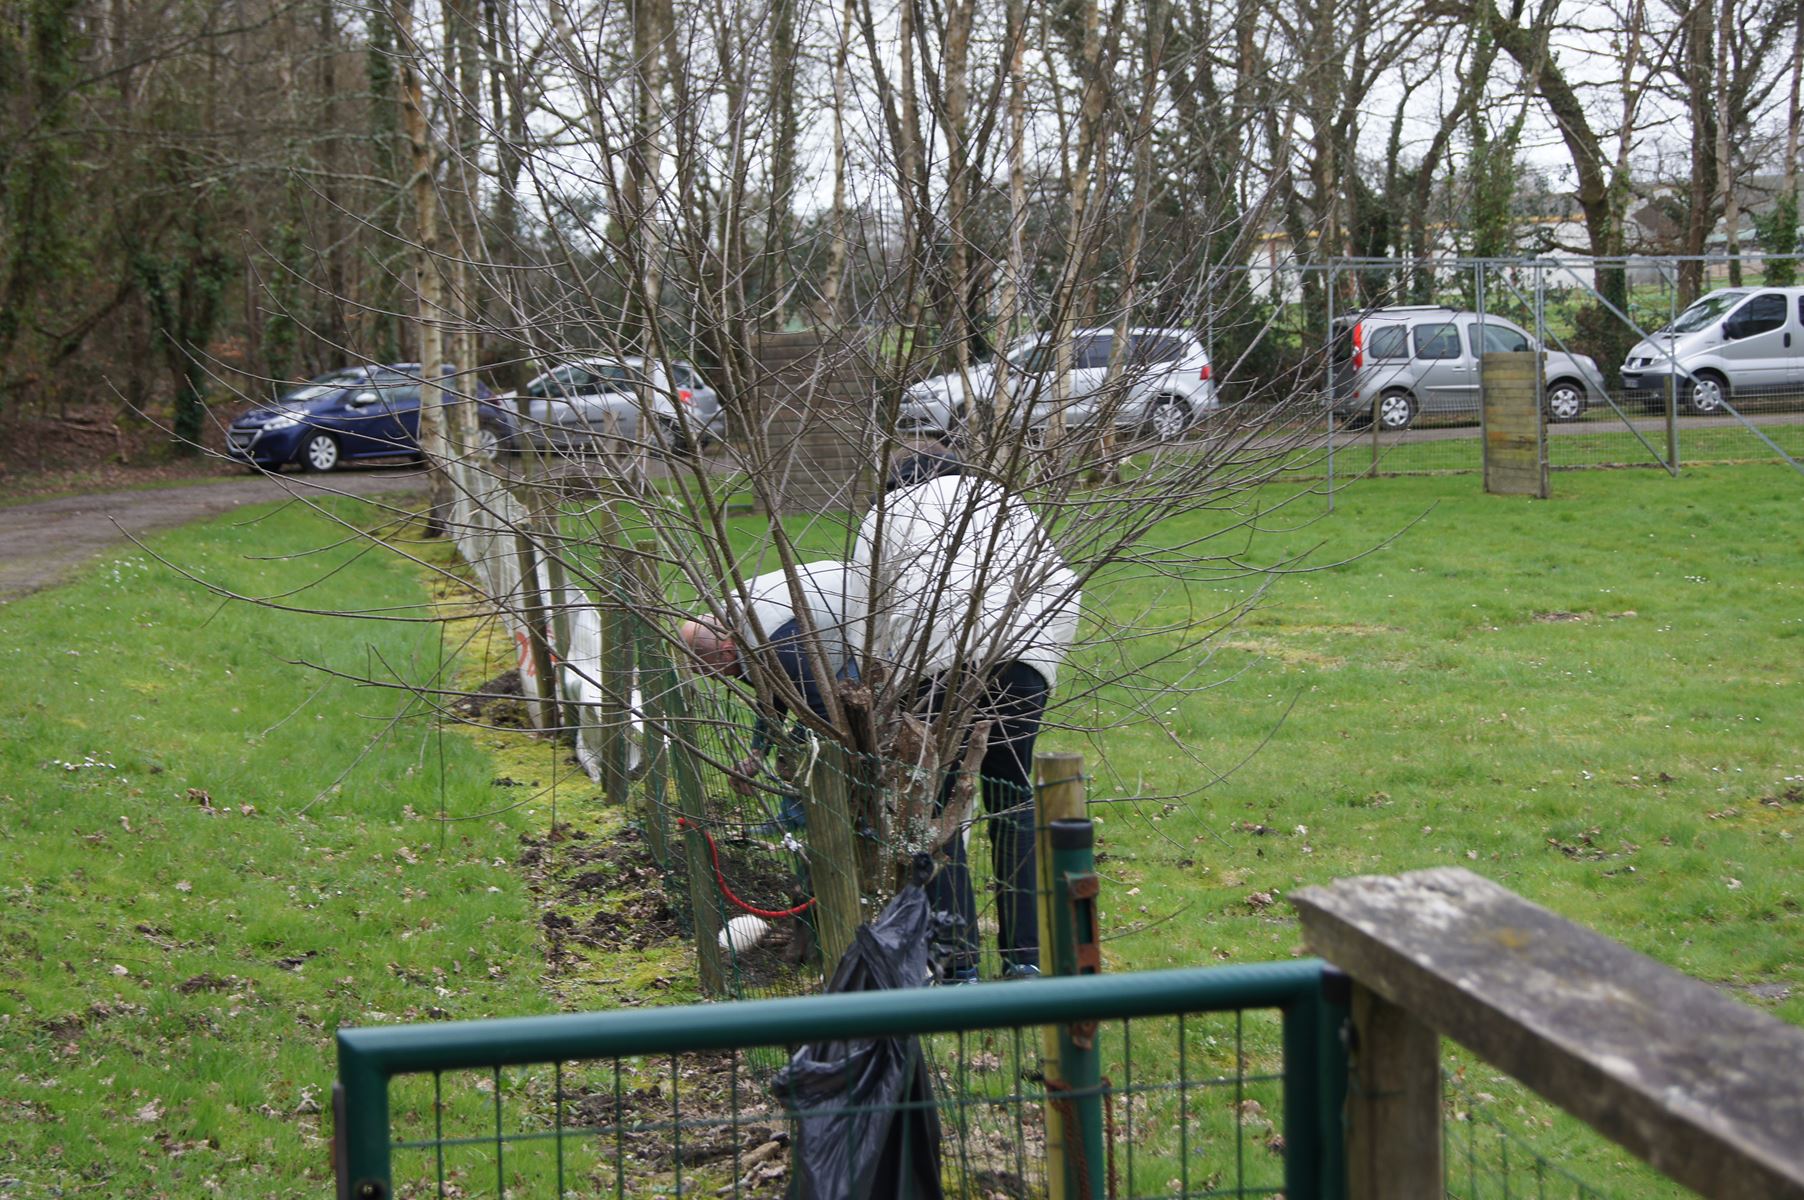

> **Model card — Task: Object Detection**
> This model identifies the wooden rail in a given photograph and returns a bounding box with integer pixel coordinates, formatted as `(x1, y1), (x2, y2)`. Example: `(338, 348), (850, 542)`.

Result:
(1293, 867), (1804, 1200)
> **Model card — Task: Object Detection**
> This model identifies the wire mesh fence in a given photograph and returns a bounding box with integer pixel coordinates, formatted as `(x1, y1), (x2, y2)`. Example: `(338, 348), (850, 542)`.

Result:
(1207, 255), (1804, 481)
(1440, 1070), (1631, 1200)
(335, 963), (1349, 1200)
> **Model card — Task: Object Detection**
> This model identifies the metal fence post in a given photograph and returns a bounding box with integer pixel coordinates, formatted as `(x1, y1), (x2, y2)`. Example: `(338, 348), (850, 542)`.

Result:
(1047, 817), (1105, 1200)
(333, 1040), (392, 1200)
(1034, 751), (1086, 1200)
(1282, 969), (1351, 1200)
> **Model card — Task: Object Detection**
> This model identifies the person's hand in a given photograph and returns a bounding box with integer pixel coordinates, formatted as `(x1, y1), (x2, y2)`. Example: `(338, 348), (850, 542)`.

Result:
(729, 753), (764, 798)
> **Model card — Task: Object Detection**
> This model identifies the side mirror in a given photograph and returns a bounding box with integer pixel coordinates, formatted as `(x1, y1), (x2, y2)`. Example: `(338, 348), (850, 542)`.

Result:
(350, 391), (380, 406)
(1722, 319), (1744, 341)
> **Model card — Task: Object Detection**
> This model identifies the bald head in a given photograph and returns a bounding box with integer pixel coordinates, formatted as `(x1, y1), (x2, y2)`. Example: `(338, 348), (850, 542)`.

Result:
(679, 618), (741, 676)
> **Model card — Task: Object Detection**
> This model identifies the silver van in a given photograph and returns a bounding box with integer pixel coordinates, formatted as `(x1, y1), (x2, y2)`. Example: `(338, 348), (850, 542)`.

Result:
(1620, 286), (1804, 413)
(1329, 307), (1609, 430)
(897, 327), (1218, 442)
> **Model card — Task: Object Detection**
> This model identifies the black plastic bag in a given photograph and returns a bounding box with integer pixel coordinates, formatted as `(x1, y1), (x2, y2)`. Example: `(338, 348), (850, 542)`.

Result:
(771, 857), (948, 1200)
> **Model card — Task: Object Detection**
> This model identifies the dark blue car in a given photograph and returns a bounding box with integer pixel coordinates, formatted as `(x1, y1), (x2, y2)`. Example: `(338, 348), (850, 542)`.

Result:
(225, 364), (514, 472)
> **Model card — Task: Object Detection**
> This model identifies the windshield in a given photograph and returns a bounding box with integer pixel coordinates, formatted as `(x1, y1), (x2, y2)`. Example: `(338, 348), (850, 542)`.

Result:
(277, 370), (364, 403)
(1007, 343), (1053, 372)
(1669, 290), (1747, 334)
(277, 383), (341, 403)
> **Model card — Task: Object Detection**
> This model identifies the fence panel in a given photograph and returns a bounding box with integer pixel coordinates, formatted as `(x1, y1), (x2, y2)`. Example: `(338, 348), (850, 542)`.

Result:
(334, 962), (1349, 1200)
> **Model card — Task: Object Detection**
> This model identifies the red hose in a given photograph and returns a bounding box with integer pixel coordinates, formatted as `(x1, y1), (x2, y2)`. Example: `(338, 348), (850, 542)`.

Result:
(677, 817), (816, 920)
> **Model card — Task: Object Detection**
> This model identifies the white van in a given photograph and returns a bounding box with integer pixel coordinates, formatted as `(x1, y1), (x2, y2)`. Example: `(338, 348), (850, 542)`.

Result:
(1620, 286), (1804, 413)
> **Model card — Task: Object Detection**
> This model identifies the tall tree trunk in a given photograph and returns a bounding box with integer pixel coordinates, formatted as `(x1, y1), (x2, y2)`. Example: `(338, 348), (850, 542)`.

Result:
(1681, 0), (1718, 303)
(624, 0), (671, 352)
(1767, 0), (1803, 285)
(986, 0), (1028, 443)
(394, 0), (449, 531)
(1717, 0), (1742, 285)
(818, 0), (856, 324)
(764, 0), (799, 329)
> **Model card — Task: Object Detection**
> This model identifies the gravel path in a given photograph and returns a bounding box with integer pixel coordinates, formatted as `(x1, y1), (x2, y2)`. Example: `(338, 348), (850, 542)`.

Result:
(0, 468), (428, 604)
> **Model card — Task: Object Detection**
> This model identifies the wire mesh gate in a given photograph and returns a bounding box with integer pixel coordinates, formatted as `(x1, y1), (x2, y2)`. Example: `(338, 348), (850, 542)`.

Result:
(334, 961), (1350, 1200)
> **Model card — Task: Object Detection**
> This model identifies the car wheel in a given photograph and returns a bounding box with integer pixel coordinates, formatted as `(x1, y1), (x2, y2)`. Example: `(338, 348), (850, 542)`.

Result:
(1142, 396), (1193, 442)
(301, 432), (341, 472)
(1686, 372), (1728, 416)
(1546, 381), (1586, 423)
(473, 425), (502, 461)
(655, 417), (693, 458)
(1377, 390), (1416, 431)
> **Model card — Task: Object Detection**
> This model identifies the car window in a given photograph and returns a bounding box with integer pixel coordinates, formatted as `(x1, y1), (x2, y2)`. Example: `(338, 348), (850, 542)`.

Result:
(1128, 334), (1185, 364)
(1414, 323), (1462, 360)
(1008, 343), (1053, 372)
(1469, 322), (1531, 355)
(669, 362), (694, 387)
(1728, 293), (1786, 339)
(1799, 295), (1804, 331)
(379, 385), (421, 406)
(1073, 335), (1114, 370)
(526, 366), (593, 398)
(1367, 326), (1408, 359)
(594, 363), (643, 391)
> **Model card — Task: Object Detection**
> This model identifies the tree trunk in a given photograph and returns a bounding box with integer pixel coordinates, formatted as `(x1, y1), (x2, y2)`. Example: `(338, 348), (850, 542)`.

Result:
(394, 0), (449, 532)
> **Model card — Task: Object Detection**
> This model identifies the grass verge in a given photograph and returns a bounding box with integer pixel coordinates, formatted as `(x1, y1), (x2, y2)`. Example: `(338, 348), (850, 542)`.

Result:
(0, 498), (589, 1198)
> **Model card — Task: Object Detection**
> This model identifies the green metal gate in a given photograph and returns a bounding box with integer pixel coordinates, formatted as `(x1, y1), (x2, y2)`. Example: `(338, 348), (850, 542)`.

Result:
(334, 961), (1349, 1199)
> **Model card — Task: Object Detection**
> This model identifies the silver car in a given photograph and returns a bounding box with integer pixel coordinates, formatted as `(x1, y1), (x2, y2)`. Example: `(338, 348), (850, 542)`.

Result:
(896, 327), (1219, 442)
(506, 357), (716, 451)
(1329, 307), (1608, 430)
(1620, 286), (1804, 414)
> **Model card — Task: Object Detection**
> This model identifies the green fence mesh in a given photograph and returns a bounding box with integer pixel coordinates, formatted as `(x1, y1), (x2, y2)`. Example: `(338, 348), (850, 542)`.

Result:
(335, 962), (1348, 1200)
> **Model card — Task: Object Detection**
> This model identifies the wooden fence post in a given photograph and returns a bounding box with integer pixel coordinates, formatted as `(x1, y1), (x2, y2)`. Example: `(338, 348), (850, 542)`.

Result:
(635, 616), (726, 997)
(532, 501), (582, 738)
(509, 490), (560, 735)
(1344, 984), (1442, 1199)
(798, 740), (864, 978)
(595, 507), (631, 805)
(629, 542), (670, 867)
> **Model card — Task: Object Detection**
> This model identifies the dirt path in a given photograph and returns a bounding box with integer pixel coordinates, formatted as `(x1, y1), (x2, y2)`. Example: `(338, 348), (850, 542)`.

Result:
(0, 468), (428, 604)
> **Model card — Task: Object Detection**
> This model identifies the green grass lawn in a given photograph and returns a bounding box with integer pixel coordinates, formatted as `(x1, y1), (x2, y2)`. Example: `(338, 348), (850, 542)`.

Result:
(1, 464), (1797, 1197)
(1073, 464), (1800, 1002)
(1056, 463), (1801, 1196)
(0, 501), (582, 1198)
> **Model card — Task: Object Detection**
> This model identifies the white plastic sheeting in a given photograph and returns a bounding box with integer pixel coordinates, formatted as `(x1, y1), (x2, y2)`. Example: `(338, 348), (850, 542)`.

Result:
(444, 462), (639, 782)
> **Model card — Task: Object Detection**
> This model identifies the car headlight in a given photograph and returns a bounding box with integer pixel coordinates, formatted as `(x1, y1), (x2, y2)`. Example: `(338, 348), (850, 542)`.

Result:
(263, 412), (301, 431)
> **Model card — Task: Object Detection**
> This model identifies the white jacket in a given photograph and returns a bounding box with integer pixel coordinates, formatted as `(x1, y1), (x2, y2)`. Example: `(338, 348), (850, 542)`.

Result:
(856, 474), (1079, 689)
(735, 561), (863, 682)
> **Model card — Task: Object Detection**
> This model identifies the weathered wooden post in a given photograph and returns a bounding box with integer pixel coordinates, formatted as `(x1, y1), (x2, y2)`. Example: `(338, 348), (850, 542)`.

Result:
(1293, 867), (1804, 1200)
(595, 505), (631, 805)
(1481, 350), (1549, 498)
(532, 499), (583, 737)
(796, 740), (864, 978)
(629, 542), (670, 867)
(509, 486), (561, 734)
(641, 640), (726, 996)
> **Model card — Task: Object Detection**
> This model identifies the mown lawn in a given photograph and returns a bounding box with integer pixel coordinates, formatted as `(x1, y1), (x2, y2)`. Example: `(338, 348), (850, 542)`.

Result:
(0, 463), (1797, 1197)
(1063, 463), (1800, 1195)
(0, 500), (582, 1198)
(1076, 464), (1801, 1004)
